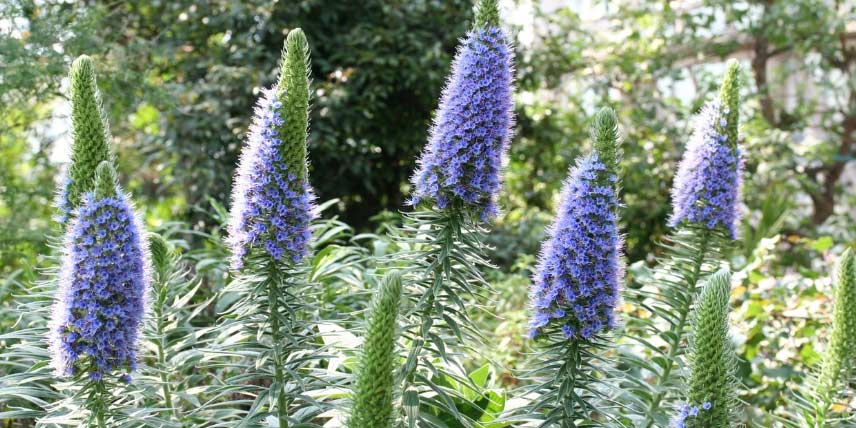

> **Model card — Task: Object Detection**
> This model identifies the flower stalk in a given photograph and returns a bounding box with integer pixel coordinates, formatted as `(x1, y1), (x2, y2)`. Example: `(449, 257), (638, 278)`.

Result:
(526, 107), (623, 424)
(679, 269), (738, 428)
(148, 233), (175, 418)
(223, 27), (314, 426)
(638, 59), (742, 428)
(349, 272), (403, 428)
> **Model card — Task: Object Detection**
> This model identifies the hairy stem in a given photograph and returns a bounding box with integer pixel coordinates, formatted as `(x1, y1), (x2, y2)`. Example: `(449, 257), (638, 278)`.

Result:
(92, 380), (108, 428)
(642, 229), (711, 428)
(559, 340), (581, 428)
(154, 277), (175, 418)
(401, 212), (455, 390)
(268, 266), (289, 428)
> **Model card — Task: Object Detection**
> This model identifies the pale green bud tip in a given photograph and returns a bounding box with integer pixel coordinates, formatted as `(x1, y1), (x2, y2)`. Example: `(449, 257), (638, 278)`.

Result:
(703, 269), (731, 308)
(70, 55), (95, 80)
(592, 107), (621, 176)
(379, 271), (403, 302)
(147, 233), (172, 276)
(277, 28), (310, 93)
(474, 0), (500, 29)
(94, 161), (118, 198)
(286, 27), (307, 51)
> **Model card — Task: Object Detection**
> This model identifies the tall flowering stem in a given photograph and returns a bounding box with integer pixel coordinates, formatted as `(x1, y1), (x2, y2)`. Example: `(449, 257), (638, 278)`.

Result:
(58, 55), (114, 225)
(0, 57), (122, 425)
(525, 107), (624, 424)
(629, 59), (743, 428)
(673, 269), (738, 428)
(49, 161), (149, 426)
(216, 28), (316, 427)
(813, 248), (856, 420)
(785, 248), (856, 428)
(349, 272), (403, 428)
(147, 233), (176, 419)
(395, 0), (514, 424)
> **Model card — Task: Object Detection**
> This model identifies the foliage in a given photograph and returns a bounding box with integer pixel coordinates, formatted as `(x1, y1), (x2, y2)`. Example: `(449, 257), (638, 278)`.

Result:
(1, 1), (855, 428)
(616, 62), (744, 428)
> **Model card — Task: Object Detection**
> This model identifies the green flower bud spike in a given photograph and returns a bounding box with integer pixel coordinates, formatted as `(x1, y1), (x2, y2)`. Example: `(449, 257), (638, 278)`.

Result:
(147, 232), (172, 281)
(349, 272), (403, 428)
(719, 59), (741, 150)
(686, 269), (739, 428)
(814, 248), (856, 419)
(275, 28), (311, 183)
(591, 106), (622, 190)
(474, 0), (500, 29)
(66, 55), (114, 211)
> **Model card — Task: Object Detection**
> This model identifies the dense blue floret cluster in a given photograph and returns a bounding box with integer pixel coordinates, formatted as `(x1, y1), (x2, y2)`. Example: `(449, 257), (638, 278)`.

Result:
(670, 401), (713, 428)
(227, 87), (315, 270)
(49, 192), (149, 380)
(528, 154), (622, 340)
(669, 99), (741, 238)
(410, 26), (514, 220)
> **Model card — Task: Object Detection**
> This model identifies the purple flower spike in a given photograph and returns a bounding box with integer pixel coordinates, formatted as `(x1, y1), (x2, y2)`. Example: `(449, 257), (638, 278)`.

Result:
(49, 192), (149, 379)
(410, 25), (514, 220)
(227, 87), (316, 270)
(528, 154), (622, 340)
(669, 99), (742, 238)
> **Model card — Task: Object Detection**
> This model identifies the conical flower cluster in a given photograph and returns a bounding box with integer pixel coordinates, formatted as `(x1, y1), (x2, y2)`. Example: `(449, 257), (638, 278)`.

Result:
(814, 248), (856, 401)
(409, 2), (514, 220)
(348, 272), (402, 428)
(528, 153), (622, 340)
(669, 60), (742, 238)
(57, 55), (114, 224)
(49, 163), (149, 380)
(227, 29), (315, 270)
(684, 269), (737, 428)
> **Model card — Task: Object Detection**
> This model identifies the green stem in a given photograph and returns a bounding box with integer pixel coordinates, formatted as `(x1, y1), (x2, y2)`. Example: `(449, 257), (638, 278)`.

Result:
(400, 210), (457, 392)
(93, 380), (108, 428)
(268, 266), (289, 428)
(642, 229), (711, 428)
(154, 279), (175, 418)
(560, 340), (581, 428)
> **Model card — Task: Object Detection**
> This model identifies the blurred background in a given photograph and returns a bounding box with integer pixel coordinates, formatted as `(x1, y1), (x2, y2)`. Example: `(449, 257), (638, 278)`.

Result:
(1, 0), (854, 423)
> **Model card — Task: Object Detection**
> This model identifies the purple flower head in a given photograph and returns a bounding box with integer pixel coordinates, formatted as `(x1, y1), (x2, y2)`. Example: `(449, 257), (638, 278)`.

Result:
(669, 99), (742, 238)
(410, 25), (514, 220)
(528, 154), (622, 340)
(227, 87), (316, 270)
(49, 191), (149, 380)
